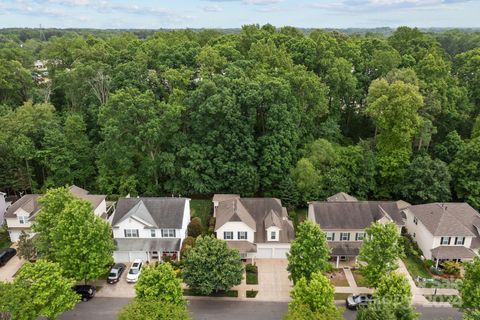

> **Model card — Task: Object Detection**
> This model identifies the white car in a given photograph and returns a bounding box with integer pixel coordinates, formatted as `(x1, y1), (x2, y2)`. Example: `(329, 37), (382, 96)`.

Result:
(126, 259), (143, 283)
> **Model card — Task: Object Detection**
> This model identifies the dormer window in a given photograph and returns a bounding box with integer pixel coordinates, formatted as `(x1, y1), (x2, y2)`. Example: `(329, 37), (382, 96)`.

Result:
(18, 216), (28, 224)
(271, 231), (276, 240)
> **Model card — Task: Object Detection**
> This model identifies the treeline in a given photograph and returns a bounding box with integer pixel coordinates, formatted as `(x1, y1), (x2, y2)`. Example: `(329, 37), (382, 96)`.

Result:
(1, 25), (480, 208)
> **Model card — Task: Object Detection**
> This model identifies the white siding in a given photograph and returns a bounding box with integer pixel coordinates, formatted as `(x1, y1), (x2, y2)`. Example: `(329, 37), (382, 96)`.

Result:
(266, 226), (280, 241)
(216, 221), (255, 243)
(432, 236), (473, 249)
(93, 199), (107, 217)
(179, 199), (191, 240)
(404, 209), (435, 259)
(113, 218), (182, 239)
(0, 194), (6, 225)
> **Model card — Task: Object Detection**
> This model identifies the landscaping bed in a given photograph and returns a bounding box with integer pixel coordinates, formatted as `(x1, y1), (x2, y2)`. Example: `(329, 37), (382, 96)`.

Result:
(246, 263), (258, 285)
(327, 269), (349, 287)
(246, 290), (258, 298)
(424, 295), (462, 307)
(351, 269), (370, 287)
(183, 289), (238, 297)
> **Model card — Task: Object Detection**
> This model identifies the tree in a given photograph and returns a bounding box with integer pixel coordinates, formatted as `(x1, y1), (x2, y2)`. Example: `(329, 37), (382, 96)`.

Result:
(182, 236), (243, 295)
(358, 222), (404, 287)
(17, 231), (36, 261)
(118, 299), (190, 320)
(374, 272), (418, 320)
(288, 272), (342, 319)
(287, 220), (331, 284)
(2, 260), (79, 320)
(187, 217), (203, 238)
(33, 187), (114, 282)
(460, 257), (480, 320)
(180, 236), (195, 258)
(432, 131), (464, 164)
(135, 263), (184, 306)
(357, 300), (397, 320)
(450, 137), (480, 209)
(400, 154), (452, 204)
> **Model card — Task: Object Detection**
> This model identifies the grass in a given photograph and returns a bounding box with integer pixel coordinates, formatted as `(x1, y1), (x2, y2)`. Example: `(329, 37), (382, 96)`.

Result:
(351, 269), (370, 287)
(246, 290), (258, 298)
(190, 199), (213, 232)
(246, 272), (258, 285)
(0, 226), (12, 250)
(424, 295), (462, 307)
(327, 269), (349, 287)
(334, 293), (350, 301)
(290, 207), (308, 230)
(403, 253), (432, 280)
(183, 289), (238, 297)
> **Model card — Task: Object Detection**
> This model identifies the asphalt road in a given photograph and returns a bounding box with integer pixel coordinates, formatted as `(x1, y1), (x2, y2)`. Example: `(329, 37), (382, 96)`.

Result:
(59, 298), (463, 320)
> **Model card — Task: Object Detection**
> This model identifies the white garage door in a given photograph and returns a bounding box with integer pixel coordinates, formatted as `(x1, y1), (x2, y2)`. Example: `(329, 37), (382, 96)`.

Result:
(256, 248), (273, 258)
(113, 251), (130, 263)
(273, 248), (289, 259)
(128, 251), (148, 262)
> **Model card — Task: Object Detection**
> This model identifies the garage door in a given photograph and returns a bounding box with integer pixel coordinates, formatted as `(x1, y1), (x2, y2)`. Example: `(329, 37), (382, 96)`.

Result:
(113, 251), (130, 263)
(128, 251), (148, 262)
(273, 248), (289, 259)
(256, 248), (273, 258)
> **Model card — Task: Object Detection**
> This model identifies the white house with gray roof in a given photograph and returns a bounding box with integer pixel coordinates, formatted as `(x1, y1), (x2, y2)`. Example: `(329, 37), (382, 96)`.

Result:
(213, 195), (295, 260)
(403, 203), (479, 267)
(0, 191), (7, 225)
(111, 197), (190, 263)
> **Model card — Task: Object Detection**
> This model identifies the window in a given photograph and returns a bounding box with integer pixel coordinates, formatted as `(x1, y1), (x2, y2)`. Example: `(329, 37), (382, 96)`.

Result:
(355, 232), (365, 241)
(238, 231), (247, 240)
(18, 216), (28, 224)
(440, 237), (451, 245)
(413, 233), (416, 238)
(326, 232), (335, 241)
(340, 232), (350, 241)
(150, 229), (156, 237)
(270, 231), (276, 240)
(124, 229), (139, 238)
(455, 237), (465, 245)
(413, 217), (418, 225)
(161, 229), (176, 238)
(224, 231), (233, 240)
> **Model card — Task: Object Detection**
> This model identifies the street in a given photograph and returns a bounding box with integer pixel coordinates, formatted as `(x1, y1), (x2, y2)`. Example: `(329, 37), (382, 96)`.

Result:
(59, 298), (463, 320)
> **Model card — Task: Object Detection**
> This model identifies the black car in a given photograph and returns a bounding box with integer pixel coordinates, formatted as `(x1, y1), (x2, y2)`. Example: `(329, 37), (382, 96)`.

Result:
(107, 263), (126, 284)
(0, 248), (17, 267)
(73, 285), (96, 301)
(346, 294), (374, 310)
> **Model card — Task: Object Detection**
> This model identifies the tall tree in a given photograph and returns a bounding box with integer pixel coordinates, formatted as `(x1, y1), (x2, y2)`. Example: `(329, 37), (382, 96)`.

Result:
(459, 257), (480, 320)
(118, 299), (190, 320)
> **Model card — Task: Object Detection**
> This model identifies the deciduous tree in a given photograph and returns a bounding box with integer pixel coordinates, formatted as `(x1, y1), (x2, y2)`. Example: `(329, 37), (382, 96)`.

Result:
(135, 263), (184, 306)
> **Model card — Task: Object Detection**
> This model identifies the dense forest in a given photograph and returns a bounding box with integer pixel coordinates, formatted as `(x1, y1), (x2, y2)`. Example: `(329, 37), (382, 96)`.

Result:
(1, 25), (480, 209)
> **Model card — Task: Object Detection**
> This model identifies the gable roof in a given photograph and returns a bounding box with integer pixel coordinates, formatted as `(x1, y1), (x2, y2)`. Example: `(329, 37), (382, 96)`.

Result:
(69, 185), (89, 196)
(5, 194), (42, 218)
(213, 194), (240, 202)
(406, 203), (477, 237)
(215, 197), (295, 243)
(112, 197), (188, 229)
(327, 192), (358, 202)
(309, 201), (403, 230)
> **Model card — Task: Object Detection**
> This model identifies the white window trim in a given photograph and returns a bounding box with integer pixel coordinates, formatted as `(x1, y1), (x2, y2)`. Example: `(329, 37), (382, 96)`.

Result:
(124, 229), (139, 238)
(455, 237), (465, 245)
(340, 232), (350, 241)
(355, 232), (365, 241)
(413, 217), (418, 225)
(326, 232), (335, 241)
(150, 229), (156, 238)
(18, 215), (28, 224)
(440, 236), (451, 245)
(238, 231), (247, 240)
(270, 230), (277, 241)
(224, 231), (233, 240)
(161, 229), (176, 238)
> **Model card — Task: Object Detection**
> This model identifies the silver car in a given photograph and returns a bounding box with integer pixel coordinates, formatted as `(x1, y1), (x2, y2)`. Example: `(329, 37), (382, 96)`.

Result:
(346, 294), (374, 310)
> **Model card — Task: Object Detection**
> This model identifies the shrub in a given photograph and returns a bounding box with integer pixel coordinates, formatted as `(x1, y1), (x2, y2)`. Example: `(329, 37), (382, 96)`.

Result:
(423, 259), (434, 269)
(246, 290), (258, 298)
(430, 266), (444, 276)
(443, 261), (461, 276)
(187, 217), (203, 238)
(246, 263), (257, 273)
(180, 236), (196, 259)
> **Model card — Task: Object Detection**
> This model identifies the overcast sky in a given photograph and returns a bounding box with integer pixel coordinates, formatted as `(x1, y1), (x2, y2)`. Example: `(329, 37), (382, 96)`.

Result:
(0, 0), (479, 29)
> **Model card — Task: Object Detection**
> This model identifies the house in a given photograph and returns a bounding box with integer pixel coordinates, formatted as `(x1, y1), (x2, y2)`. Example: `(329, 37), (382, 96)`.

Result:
(0, 192), (6, 225)
(4, 186), (107, 242)
(214, 195), (295, 260)
(308, 194), (404, 267)
(111, 197), (190, 263)
(403, 203), (479, 267)
(212, 194), (239, 217)
(327, 192), (358, 202)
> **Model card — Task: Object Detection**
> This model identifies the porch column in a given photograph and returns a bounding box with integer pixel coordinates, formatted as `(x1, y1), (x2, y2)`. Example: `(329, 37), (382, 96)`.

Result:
(336, 256), (340, 268)
(435, 258), (439, 269)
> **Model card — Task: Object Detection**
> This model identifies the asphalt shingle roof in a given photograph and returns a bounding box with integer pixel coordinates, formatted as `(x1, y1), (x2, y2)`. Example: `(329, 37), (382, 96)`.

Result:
(431, 246), (476, 259)
(115, 238), (181, 251)
(327, 192), (358, 202)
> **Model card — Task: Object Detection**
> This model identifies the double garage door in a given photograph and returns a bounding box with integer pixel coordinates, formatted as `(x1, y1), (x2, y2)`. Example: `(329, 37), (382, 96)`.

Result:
(114, 251), (148, 263)
(256, 247), (290, 259)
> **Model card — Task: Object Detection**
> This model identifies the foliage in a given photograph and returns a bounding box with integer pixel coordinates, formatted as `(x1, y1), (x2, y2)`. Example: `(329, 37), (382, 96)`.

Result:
(358, 222), (404, 287)
(187, 217), (203, 238)
(459, 257), (480, 319)
(182, 235), (243, 295)
(135, 263), (185, 305)
(17, 231), (36, 261)
(33, 187), (114, 282)
(180, 236), (196, 258)
(118, 299), (190, 320)
(246, 290), (258, 298)
(375, 272), (412, 304)
(442, 261), (461, 276)
(356, 300), (396, 320)
(0, 260), (79, 320)
(288, 272), (342, 319)
(287, 220), (331, 284)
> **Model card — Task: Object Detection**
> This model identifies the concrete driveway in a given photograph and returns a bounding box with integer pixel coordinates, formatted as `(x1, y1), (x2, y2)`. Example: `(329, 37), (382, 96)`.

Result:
(254, 259), (292, 301)
(95, 263), (135, 298)
(0, 254), (24, 282)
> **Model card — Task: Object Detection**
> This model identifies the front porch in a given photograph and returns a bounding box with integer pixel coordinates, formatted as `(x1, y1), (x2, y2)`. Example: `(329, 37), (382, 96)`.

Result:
(431, 246), (476, 269)
(329, 241), (362, 268)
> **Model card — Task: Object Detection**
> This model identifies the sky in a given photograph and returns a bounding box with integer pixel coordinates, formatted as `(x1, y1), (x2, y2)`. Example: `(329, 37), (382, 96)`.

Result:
(0, 0), (479, 29)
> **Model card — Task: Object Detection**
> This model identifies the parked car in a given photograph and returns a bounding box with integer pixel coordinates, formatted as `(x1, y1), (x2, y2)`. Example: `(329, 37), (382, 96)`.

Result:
(73, 285), (96, 301)
(346, 294), (374, 310)
(107, 263), (126, 284)
(126, 259), (143, 283)
(0, 248), (17, 267)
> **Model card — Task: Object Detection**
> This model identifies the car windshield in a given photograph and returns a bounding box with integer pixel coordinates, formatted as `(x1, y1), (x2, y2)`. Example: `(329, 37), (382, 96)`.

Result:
(129, 269), (139, 274)
(108, 272), (117, 277)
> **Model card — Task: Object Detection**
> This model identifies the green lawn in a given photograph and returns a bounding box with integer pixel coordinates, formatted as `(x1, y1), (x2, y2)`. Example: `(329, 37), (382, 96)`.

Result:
(246, 272), (258, 285)
(0, 226), (12, 250)
(403, 253), (432, 280)
(190, 199), (213, 232)
(351, 269), (370, 287)
(327, 269), (349, 287)
(424, 295), (462, 307)
(334, 293), (350, 301)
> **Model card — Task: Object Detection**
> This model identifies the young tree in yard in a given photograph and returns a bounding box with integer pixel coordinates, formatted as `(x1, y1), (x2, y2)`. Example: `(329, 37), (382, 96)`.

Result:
(287, 220), (331, 284)
(17, 231), (36, 261)
(187, 217), (203, 238)
(287, 272), (342, 320)
(135, 263), (184, 305)
(2, 260), (79, 320)
(358, 222), (404, 287)
(460, 257), (480, 320)
(182, 235), (243, 295)
(118, 299), (190, 320)
(356, 300), (397, 320)
(374, 272), (418, 320)
(33, 187), (114, 282)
